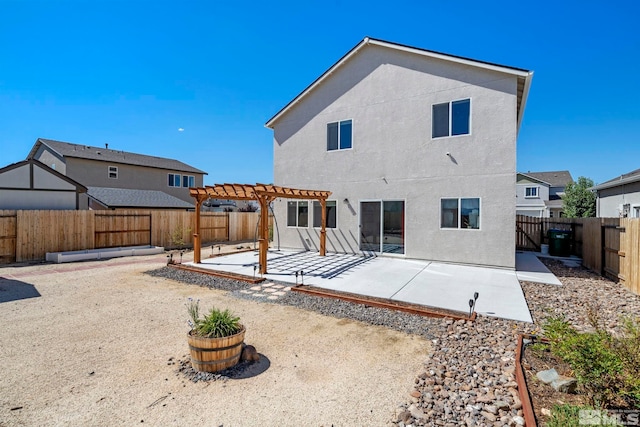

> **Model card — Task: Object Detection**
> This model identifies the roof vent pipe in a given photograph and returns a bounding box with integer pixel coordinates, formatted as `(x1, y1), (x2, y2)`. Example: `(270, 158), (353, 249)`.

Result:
(105, 143), (109, 149)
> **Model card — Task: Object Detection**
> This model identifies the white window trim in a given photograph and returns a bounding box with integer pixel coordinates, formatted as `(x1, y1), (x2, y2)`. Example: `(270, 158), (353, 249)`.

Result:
(286, 200), (310, 228)
(632, 204), (640, 218)
(431, 98), (472, 140)
(108, 165), (118, 179)
(312, 200), (338, 229)
(439, 197), (482, 230)
(327, 118), (354, 152)
(182, 175), (195, 188)
(168, 173), (182, 187)
(525, 186), (539, 198)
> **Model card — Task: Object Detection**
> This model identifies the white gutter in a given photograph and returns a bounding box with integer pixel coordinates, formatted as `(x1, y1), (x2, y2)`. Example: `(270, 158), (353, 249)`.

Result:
(517, 72), (534, 135)
(590, 174), (640, 191)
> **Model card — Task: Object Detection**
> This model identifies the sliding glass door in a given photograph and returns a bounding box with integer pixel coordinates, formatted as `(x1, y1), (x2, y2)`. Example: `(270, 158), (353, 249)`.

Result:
(359, 201), (405, 254)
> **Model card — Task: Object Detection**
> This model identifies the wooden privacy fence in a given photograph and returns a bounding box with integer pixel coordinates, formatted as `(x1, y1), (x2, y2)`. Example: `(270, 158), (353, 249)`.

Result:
(0, 210), (265, 264)
(516, 215), (640, 296)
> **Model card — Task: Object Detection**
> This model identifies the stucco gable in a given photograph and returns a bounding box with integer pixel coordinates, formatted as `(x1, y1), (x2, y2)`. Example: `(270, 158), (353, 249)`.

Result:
(265, 37), (533, 132)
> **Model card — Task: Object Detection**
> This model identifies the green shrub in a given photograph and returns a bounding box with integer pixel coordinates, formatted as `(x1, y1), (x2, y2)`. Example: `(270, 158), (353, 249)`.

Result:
(543, 315), (640, 408)
(187, 299), (242, 338)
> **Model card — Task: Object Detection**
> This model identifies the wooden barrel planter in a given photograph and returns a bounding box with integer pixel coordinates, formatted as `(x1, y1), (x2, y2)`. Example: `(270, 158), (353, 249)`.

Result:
(187, 326), (246, 372)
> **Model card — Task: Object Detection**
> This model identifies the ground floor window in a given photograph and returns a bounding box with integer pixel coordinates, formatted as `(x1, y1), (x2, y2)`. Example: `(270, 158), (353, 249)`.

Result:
(287, 200), (308, 227)
(313, 200), (337, 228)
(441, 198), (480, 229)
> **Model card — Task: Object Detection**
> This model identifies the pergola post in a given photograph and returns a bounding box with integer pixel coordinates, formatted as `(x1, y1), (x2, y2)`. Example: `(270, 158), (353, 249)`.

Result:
(320, 198), (327, 256)
(193, 193), (207, 264)
(258, 196), (269, 274)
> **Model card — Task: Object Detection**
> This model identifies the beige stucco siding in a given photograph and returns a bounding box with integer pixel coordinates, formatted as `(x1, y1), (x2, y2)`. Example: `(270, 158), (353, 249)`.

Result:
(272, 45), (518, 268)
(63, 158), (202, 204)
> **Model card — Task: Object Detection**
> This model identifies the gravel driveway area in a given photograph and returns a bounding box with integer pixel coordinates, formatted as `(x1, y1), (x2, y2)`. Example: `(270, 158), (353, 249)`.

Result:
(0, 253), (430, 426)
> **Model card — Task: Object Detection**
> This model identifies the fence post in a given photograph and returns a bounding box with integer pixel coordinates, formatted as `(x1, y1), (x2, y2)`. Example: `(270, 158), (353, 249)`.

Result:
(600, 220), (606, 276)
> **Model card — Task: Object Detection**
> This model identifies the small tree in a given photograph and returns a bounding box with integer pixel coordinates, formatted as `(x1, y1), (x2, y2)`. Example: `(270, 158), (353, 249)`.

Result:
(562, 176), (596, 218)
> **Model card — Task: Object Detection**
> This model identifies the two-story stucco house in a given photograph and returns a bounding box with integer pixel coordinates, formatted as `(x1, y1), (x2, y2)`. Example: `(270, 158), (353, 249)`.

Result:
(28, 138), (206, 209)
(266, 37), (533, 269)
(516, 171), (573, 218)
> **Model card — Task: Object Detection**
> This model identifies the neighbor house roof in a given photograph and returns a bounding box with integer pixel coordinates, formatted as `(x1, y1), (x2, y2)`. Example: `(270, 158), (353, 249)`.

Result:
(591, 168), (640, 191)
(87, 187), (194, 209)
(29, 138), (206, 175)
(521, 171), (573, 188)
(265, 36), (533, 132)
(0, 158), (87, 192)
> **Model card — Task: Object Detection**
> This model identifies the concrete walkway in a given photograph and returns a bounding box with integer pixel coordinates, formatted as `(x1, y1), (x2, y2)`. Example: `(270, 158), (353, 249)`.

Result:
(187, 250), (566, 323)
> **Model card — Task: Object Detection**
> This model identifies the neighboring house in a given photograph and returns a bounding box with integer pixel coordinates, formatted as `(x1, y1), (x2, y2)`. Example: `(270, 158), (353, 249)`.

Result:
(87, 187), (193, 210)
(28, 138), (206, 206)
(0, 158), (87, 210)
(516, 171), (573, 218)
(591, 168), (640, 218)
(265, 37), (533, 269)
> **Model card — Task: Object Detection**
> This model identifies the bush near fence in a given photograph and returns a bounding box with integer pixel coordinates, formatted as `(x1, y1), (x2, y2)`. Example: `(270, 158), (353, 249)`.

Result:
(0, 210), (265, 264)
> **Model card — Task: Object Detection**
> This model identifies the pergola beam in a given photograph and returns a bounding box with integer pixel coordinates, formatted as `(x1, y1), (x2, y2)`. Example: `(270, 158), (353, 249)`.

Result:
(190, 183), (331, 273)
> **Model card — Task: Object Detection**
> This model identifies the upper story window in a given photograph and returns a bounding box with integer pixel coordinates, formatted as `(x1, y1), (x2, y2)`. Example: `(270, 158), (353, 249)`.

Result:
(108, 165), (118, 179)
(168, 173), (181, 187)
(525, 186), (539, 198)
(432, 99), (471, 138)
(327, 119), (352, 151)
(287, 200), (309, 227)
(441, 197), (480, 229)
(182, 175), (195, 188)
(313, 200), (337, 228)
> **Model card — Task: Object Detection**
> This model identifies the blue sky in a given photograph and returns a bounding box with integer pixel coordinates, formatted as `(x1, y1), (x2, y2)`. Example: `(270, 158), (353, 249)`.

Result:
(1, 0), (638, 185)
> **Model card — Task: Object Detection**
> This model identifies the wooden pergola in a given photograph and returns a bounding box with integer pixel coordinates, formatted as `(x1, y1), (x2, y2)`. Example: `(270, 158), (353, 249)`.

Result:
(190, 183), (332, 274)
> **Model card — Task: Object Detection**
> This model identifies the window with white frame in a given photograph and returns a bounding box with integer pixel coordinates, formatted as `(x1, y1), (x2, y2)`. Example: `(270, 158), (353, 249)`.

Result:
(525, 186), (539, 198)
(441, 198), (480, 229)
(432, 99), (471, 138)
(108, 165), (118, 179)
(287, 201), (309, 227)
(182, 175), (195, 188)
(327, 120), (352, 151)
(313, 200), (337, 228)
(168, 173), (181, 187)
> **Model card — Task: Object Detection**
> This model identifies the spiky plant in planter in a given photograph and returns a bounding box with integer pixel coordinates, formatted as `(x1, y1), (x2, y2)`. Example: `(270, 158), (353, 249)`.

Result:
(186, 299), (245, 372)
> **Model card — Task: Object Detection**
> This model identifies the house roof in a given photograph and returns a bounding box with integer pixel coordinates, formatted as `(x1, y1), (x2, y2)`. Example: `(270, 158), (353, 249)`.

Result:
(265, 36), (534, 132)
(87, 187), (194, 209)
(29, 138), (207, 175)
(0, 158), (87, 192)
(519, 171), (573, 187)
(591, 168), (640, 191)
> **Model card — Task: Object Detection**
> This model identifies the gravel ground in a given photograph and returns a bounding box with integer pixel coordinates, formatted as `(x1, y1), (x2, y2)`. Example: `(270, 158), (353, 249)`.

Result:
(2, 252), (639, 426)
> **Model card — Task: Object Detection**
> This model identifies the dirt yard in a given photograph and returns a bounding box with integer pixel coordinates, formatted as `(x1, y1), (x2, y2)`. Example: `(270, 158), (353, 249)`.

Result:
(0, 251), (430, 426)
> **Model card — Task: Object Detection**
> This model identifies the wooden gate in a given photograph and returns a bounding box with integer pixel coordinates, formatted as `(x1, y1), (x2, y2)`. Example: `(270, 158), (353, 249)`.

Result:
(601, 218), (622, 282)
(0, 211), (17, 264)
(516, 215), (581, 256)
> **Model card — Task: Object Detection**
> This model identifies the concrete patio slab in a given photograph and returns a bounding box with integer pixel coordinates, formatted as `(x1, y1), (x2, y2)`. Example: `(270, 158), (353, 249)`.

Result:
(515, 252), (563, 286)
(188, 249), (541, 323)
